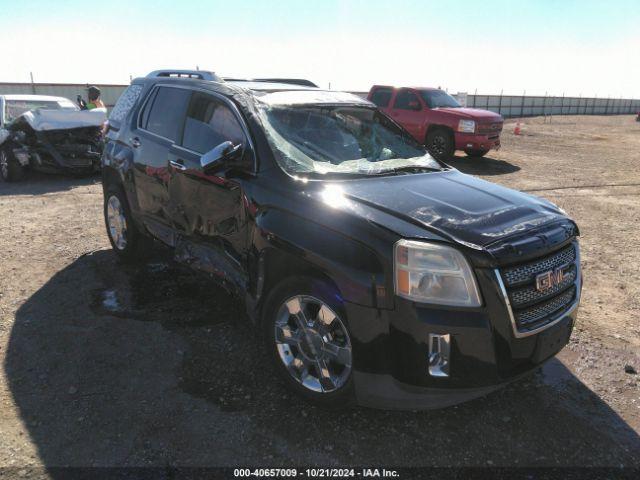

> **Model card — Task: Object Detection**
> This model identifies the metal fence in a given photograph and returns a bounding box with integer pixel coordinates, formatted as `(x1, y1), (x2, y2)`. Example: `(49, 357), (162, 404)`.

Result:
(465, 94), (640, 118)
(0, 82), (128, 109)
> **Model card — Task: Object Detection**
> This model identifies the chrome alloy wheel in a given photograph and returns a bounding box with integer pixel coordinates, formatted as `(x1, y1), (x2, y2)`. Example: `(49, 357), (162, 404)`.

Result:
(274, 295), (352, 393)
(106, 195), (128, 250)
(0, 151), (8, 179)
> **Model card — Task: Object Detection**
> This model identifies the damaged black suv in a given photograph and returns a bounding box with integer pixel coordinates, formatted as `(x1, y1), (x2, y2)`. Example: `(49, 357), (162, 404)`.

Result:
(101, 70), (582, 409)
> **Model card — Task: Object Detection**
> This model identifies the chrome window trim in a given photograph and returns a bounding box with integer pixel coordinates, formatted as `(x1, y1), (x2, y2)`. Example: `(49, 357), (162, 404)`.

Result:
(172, 144), (201, 156)
(494, 241), (582, 339)
(136, 85), (162, 136)
(136, 83), (257, 173)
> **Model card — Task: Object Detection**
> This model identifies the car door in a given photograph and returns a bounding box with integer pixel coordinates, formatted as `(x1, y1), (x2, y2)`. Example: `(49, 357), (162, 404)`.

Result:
(167, 90), (252, 290)
(130, 85), (190, 238)
(387, 88), (425, 141)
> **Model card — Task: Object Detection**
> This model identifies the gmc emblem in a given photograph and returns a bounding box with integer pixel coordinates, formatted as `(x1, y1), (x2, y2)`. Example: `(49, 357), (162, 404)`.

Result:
(536, 268), (565, 292)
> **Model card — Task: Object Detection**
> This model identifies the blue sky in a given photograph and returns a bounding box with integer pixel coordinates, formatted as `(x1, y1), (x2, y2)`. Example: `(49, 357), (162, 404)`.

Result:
(1, 0), (638, 96)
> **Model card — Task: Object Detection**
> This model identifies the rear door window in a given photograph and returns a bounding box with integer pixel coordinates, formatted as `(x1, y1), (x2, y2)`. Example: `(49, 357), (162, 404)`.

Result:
(181, 92), (245, 154)
(370, 88), (393, 108)
(141, 86), (190, 142)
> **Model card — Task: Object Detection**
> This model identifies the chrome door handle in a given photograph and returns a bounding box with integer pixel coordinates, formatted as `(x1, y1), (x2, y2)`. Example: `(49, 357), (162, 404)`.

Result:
(169, 159), (187, 171)
(130, 137), (141, 148)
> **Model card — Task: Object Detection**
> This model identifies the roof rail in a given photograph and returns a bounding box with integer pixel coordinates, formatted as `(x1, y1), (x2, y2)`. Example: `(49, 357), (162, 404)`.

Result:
(223, 77), (318, 88)
(253, 78), (318, 88)
(146, 70), (223, 82)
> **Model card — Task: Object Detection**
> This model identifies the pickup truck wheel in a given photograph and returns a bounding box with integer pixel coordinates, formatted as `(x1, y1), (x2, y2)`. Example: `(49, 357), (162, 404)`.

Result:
(426, 129), (455, 160)
(0, 148), (26, 182)
(263, 277), (354, 407)
(465, 149), (489, 157)
(104, 186), (150, 262)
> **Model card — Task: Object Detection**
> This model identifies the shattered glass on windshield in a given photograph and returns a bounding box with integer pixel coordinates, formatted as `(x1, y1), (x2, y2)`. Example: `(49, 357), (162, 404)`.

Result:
(257, 104), (442, 176)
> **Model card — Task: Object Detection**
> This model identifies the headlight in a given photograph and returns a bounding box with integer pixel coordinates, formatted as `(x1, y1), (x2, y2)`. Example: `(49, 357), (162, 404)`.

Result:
(458, 119), (475, 133)
(394, 240), (481, 307)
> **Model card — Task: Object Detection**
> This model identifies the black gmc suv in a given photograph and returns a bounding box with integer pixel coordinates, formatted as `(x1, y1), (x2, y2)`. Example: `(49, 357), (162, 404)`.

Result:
(101, 70), (582, 409)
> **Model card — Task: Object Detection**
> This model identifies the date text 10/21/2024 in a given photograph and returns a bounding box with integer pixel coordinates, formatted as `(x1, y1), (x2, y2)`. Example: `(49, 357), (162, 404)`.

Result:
(233, 468), (400, 478)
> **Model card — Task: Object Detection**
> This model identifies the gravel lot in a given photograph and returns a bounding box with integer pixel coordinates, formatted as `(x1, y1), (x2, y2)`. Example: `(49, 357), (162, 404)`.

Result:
(0, 115), (639, 474)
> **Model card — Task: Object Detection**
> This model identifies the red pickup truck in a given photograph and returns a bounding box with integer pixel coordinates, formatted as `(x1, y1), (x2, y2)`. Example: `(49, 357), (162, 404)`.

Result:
(367, 86), (503, 160)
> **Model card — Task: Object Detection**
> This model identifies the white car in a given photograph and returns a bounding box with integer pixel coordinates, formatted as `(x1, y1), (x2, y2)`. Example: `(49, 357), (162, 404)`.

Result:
(0, 94), (106, 181)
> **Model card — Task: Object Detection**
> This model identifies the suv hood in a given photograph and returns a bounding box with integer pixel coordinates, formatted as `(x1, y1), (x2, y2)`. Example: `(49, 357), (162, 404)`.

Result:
(8, 109), (106, 132)
(334, 170), (567, 250)
(435, 107), (502, 122)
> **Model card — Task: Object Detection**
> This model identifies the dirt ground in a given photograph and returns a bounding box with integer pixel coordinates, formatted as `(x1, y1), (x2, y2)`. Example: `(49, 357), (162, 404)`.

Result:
(0, 115), (638, 475)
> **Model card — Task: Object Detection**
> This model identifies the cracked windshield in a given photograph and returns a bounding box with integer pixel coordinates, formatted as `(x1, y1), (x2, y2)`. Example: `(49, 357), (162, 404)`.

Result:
(259, 105), (442, 176)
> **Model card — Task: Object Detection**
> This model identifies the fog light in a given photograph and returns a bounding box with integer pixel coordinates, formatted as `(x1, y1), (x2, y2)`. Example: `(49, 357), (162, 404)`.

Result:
(428, 333), (450, 377)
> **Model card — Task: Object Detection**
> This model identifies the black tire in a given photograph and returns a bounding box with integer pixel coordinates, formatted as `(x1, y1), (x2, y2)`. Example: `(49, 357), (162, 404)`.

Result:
(103, 184), (151, 262)
(0, 147), (26, 182)
(464, 149), (489, 158)
(262, 276), (355, 408)
(425, 128), (455, 161)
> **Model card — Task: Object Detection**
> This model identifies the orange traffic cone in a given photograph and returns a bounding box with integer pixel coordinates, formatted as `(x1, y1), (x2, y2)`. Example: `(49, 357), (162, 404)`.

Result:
(514, 121), (522, 135)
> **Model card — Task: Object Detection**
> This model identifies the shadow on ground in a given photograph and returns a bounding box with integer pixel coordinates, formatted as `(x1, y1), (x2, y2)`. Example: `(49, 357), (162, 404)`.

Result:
(0, 171), (99, 196)
(447, 155), (521, 176)
(5, 249), (639, 470)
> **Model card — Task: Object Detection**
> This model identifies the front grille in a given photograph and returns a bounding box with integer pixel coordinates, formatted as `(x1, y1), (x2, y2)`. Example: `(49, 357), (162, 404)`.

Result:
(502, 243), (576, 286)
(478, 122), (503, 134)
(516, 286), (576, 330)
(499, 242), (579, 334)
(510, 264), (577, 307)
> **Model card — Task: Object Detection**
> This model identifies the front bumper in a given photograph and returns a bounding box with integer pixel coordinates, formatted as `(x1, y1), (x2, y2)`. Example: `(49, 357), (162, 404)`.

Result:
(454, 132), (501, 152)
(13, 146), (101, 173)
(343, 268), (579, 410)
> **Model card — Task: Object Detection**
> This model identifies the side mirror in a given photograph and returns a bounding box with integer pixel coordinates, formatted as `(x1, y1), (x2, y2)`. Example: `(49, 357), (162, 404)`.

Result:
(408, 101), (421, 111)
(200, 141), (243, 172)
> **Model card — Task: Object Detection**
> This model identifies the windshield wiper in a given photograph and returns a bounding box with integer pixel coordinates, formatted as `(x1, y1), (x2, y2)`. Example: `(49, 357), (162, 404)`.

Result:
(373, 165), (442, 175)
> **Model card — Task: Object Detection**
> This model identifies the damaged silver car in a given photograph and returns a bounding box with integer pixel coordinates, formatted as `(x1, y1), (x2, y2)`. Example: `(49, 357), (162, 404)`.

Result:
(0, 94), (106, 181)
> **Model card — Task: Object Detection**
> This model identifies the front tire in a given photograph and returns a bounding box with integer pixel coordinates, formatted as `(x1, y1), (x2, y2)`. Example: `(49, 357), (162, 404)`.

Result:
(425, 128), (455, 160)
(0, 148), (26, 182)
(464, 149), (489, 157)
(262, 276), (355, 407)
(103, 185), (151, 262)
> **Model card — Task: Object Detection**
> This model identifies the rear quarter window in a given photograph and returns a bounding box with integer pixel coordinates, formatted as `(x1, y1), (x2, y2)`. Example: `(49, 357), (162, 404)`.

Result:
(109, 84), (143, 127)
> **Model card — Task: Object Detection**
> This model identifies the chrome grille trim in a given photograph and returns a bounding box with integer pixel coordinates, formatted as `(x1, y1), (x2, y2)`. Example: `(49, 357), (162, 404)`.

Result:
(494, 241), (581, 339)
(516, 286), (576, 326)
(509, 264), (577, 307)
(502, 243), (576, 287)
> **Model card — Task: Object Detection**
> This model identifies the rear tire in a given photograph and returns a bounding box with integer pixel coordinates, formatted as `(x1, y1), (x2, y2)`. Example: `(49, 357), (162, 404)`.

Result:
(425, 128), (455, 161)
(262, 276), (355, 408)
(103, 185), (151, 262)
(464, 149), (489, 157)
(0, 148), (26, 182)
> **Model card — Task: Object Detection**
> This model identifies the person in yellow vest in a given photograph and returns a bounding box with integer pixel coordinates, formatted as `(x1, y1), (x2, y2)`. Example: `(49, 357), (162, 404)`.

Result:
(85, 86), (105, 110)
